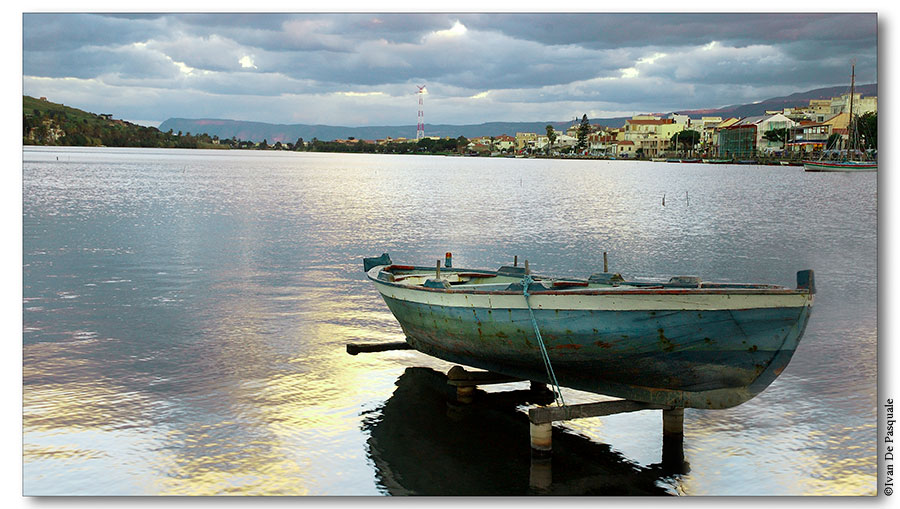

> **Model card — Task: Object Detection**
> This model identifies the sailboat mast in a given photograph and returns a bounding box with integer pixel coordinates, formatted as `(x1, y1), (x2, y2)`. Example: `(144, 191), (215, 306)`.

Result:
(847, 64), (856, 160)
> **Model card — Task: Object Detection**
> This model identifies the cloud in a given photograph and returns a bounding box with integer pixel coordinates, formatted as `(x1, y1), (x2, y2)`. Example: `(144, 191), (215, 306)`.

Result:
(22, 13), (878, 127)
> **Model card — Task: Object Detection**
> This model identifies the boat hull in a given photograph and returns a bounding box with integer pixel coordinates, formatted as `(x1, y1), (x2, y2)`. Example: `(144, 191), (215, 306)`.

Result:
(368, 269), (813, 409)
(803, 160), (876, 172)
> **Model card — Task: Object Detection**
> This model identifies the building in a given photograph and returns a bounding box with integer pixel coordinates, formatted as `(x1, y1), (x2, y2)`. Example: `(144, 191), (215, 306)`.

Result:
(669, 113), (690, 126)
(830, 93), (877, 116)
(622, 116), (681, 158)
(515, 132), (537, 152)
(718, 123), (757, 159)
(691, 116), (724, 155)
(467, 134), (515, 154)
(494, 135), (515, 152)
(555, 134), (577, 149)
(806, 99), (833, 122)
(717, 113), (796, 157)
(710, 118), (741, 156)
(588, 133), (618, 156)
(615, 140), (636, 158)
(788, 121), (831, 154)
(535, 133), (577, 152)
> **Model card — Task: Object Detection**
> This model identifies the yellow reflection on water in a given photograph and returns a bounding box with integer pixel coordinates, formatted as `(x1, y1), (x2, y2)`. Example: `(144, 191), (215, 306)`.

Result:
(680, 410), (876, 496)
(147, 263), (407, 495)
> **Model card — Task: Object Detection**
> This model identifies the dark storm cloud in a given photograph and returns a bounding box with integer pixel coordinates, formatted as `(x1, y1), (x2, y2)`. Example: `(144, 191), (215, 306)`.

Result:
(22, 12), (878, 126)
(458, 13), (876, 50)
(23, 13), (163, 51)
(24, 44), (181, 81)
(259, 27), (633, 91)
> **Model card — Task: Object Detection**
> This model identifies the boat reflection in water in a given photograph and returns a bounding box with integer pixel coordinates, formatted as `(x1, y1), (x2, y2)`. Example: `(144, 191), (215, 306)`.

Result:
(363, 367), (688, 495)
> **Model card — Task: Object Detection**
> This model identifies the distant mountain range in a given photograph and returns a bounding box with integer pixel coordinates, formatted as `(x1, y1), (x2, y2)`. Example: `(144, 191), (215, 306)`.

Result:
(159, 83), (876, 143)
(678, 83), (877, 118)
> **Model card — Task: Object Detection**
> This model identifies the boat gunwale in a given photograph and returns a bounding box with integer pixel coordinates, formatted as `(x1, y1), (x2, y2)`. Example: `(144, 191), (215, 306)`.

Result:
(366, 265), (812, 297)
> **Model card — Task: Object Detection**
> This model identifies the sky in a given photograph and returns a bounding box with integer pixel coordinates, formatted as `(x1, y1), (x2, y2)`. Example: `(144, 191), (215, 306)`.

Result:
(21, 10), (879, 128)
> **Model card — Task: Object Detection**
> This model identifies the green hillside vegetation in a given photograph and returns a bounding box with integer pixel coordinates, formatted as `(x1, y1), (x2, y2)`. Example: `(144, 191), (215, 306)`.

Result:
(23, 96), (220, 149)
(23, 96), (470, 154)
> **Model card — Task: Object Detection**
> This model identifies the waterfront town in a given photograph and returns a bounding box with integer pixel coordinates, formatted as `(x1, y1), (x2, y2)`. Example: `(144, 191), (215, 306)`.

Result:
(25, 86), (877, 163)
(363, 88), (878, 161)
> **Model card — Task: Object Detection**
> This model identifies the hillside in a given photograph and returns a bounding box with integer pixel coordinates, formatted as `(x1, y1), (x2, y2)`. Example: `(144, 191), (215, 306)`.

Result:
(157, 118), (631, 145)
(679, 83), (877, 117)
(159, 83), (876, 143)
(23, 96), (218, 148)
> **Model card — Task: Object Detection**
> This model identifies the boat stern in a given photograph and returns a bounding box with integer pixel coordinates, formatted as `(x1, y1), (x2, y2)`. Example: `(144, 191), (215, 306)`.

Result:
(364, 253), (392, 272)
(797, 269), (815, 295)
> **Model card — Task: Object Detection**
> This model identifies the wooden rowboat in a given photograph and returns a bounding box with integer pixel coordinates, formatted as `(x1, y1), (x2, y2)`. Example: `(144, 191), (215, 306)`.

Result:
(363, 253), (814, 409)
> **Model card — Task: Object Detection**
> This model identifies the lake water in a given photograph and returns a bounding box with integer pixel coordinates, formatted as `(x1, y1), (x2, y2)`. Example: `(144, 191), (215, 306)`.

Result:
(22, 146), (878, 495)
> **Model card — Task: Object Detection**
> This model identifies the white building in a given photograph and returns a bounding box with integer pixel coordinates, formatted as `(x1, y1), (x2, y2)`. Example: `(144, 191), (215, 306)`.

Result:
(830, 93), (877, 116)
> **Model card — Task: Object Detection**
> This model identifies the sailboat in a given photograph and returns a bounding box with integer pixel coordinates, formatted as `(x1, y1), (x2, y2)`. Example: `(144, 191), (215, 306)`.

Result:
(803, 64), (876, 172)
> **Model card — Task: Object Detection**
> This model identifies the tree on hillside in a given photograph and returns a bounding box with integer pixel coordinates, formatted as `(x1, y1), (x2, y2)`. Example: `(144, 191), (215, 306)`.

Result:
(545, 125), (557, 154)
(763, 128), (789, 149)
(416, 137), (436, 152)
(669, 129), (701, 156)
(455, 136), (469, 154)
(576, 114), (591, 152)
(857, 112), (877, 150)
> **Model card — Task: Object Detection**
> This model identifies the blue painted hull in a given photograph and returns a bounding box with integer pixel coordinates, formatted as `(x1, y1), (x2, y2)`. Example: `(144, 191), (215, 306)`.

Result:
(381, 295), (811, 409)
(363, 256), (815, 409)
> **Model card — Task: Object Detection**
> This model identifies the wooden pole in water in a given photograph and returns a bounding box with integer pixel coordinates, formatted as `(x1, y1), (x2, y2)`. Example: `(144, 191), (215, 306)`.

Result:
(529, 456), (552, 492)
(603, 252), (608, 272)
(514, 255), (518, 267)
(456, 385), (474, 404)
(662, 407), (684, 437)
(662, 407), (687, 472)
(436, 259), (441, 279)
(528, 455), (553, 494)
(530, 421), (553, 456)
(524, 259), (530, 275)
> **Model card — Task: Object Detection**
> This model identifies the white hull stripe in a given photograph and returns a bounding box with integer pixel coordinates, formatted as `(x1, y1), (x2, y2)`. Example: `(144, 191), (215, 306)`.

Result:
(372, 280), (811, 312)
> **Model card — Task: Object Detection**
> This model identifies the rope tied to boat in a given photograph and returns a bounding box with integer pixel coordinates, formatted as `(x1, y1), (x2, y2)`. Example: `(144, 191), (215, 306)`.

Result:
(522, 273), (566, 407)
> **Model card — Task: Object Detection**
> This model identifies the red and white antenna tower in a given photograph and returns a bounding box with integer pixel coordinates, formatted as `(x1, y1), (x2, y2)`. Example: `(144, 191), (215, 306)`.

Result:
(416, 85), (426, 140)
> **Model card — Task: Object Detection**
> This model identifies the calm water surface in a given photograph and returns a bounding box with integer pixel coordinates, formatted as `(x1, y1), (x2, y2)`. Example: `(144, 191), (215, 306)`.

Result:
(23, 147), (877, 495)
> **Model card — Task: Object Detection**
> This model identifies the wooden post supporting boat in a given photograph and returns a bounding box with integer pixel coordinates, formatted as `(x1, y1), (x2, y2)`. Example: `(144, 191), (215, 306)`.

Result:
(661, 408), (688, 472)
(662, 407), (684, 437)
(528, 400), (676, 457)
(346, 341), (413, 355)
(530, 421), (553, 456)
(530, 381), (549, 393)
(446, 365), (523, 403)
